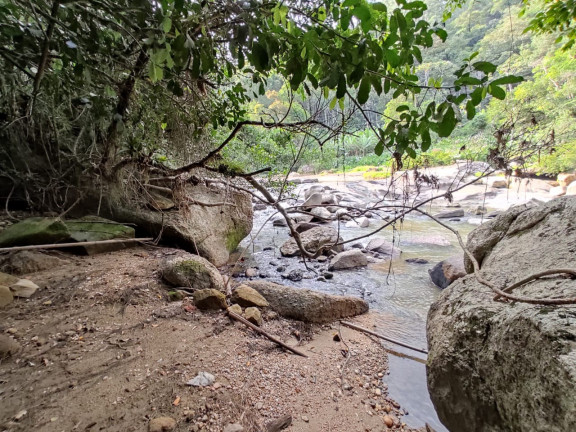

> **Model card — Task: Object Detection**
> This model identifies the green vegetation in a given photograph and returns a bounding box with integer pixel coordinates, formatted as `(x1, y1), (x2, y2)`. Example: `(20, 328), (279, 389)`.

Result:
(0, 0), (573, 213)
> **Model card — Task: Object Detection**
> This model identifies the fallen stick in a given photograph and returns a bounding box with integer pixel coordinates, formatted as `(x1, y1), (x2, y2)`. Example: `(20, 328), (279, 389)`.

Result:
(0, 237), (154, 253)
(340, 321), (428, 355)
(227, 311), (308, 358)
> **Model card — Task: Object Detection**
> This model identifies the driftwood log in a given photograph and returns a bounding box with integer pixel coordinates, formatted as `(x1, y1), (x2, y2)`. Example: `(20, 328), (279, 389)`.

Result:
(227, 311), (308, 358)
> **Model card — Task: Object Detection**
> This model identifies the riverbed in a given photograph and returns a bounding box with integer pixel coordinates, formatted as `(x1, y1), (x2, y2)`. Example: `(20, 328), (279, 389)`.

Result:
(235, 168), (554, 430)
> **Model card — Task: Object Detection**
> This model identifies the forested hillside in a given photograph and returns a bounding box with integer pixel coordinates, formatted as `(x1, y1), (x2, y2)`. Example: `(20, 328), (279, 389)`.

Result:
(224, 0), (576, 177)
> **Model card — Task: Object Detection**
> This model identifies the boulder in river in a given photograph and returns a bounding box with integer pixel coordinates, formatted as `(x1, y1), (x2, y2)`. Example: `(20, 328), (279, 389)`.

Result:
(309, 207), (333, 222)
(329, 249), (368, 271)
(428, 255), (466, 289)
(434, 209), (465, 219)
(365, 238), (401, 258)
(427, 196), (576, 432)
(245, 280), (368, 323)
(162, 253), (224, 291)
(280, 226), (343, 257)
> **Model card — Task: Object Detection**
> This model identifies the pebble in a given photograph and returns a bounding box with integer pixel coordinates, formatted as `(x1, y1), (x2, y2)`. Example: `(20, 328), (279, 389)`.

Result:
(383, 414), (394, 428)
(245, 268), (258, 278)
(186, 372), (215, 387)
(301, 415), (309, 422)
(149, 417), (176, 432)
(374, 388), (382, 396)
(223, 423), (244, 432)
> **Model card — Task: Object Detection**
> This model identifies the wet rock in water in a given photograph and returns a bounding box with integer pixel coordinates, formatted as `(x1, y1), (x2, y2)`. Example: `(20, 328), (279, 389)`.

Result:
(357, 217), (370, 228)
(245, 280), (368, 323)
(283, 269), (303, 282)
(280, 226), (343, 257)
(304, 185), (325, 199)
(231, 285), (269, 308)
(0, 335), (21, 358)
(434, 209), (465, 219)
(323, 272), (334, 279)
(301, 193), (323, 208)
(276, 266), (286, 272)
(243, 307), (263, 326)
(294, 222), (320, 234)
(0, 251), (66, 275)
(567, 181), (576, 196)
(365, 238), (401, 258)
(254, 204), (267, 211)
(329, 250), (368, 271)
(310, 207), (333, 222)
(0, 217), (70, 248)
(557, 173), (576, 187)
(192, 289), (227, 310)
(316, 255), (328, 263)
(186, 371), (215, 387)
(404, 235), (451, 247)
(428, 255), (466, 289)
(272, 216), (288, 227)
(487, 177), (510, 189)
(0, 286), (14, 307)
(351, 242), (364, 249)
(162, 253), (224, 292)
(405, 258), (429, 264)
(473, 205), (487, 215)
(245, 268), (258, 278)
(149, 417), (177, 432)
(223, 424), (244, 432)
(428, 197), (576, 432)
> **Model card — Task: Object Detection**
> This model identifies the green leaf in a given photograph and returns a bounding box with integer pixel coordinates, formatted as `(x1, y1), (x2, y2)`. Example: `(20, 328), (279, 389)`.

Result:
(385, 50), (401, 68)
(396, 105), (410, 112)
(372, 3), (387, 12)
(470, 87), (483, 106)
(406, 147), (417, 159)
(162, 17), (172, 33)
(435, 28), (448, 42)
(421, 127), (431, 151)
(472, 61), (497, 74)
(353, 5), (371, 23)
(488, 84), (506, 100)
(374, 139), (385, 156)
(329, 96), (338, 110)
(437, 106), (457, 137)
(357, 77), (371, 104)
(465, 100), (475, 120)
(336, 74), (347, 99)
(250, 43), (269, 72)
(490, 75), (524, 86)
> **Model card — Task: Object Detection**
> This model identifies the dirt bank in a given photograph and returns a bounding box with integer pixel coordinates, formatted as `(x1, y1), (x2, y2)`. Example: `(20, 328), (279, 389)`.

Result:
(0, 247), (424, 432)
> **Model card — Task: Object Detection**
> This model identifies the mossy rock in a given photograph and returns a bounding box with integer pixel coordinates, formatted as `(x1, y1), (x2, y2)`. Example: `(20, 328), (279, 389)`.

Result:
(64, 216), (135, 254)
(162, 253), (224, 291)
(0, 218), (70, 248)
(193, 289), (227, 310)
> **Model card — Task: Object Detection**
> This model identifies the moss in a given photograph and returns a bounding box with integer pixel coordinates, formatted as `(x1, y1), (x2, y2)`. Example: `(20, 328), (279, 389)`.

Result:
(226, 225), (247, 252)
(0, 217), (70, 247)
(173, 259), (208, 275)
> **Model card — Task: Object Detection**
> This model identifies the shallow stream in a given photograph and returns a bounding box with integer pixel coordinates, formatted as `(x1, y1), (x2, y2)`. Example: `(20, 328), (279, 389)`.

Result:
(236, 197), (477, 431)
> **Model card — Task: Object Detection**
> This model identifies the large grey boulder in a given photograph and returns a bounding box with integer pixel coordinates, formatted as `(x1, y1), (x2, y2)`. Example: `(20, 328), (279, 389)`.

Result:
(329, 249), (368, 271)
(280, 226), (343, 257)
(107, 183), (253, 267)
(162, 253), (224, 291)
(427, 197), (576, 432)
(0, 217), (69, 247)
(245, 280), (368, 323)
(365, 238), (401, 258)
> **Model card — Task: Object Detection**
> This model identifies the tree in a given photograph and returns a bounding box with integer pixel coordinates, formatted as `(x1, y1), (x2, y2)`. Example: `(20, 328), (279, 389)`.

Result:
(0, 0), (517, 211)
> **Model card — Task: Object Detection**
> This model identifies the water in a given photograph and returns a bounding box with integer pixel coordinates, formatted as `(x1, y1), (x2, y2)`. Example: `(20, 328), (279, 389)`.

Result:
(236, 204), (476, 431)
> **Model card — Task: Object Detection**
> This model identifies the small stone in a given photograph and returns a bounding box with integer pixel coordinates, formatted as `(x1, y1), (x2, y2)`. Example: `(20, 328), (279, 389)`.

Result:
(186, 372), (215, 387)
(9, 278), (39, 298)
(227, 304), (243, 315)
(316, 255), (328, 263)
(284, 269), (303, 282)
(374, 388), (382, 396)
(0, 285), (14, 307)
(276, 266), (286, 273)
(14, 410), (27, 421)
(192, 289), (227, 310)
(223, 424), (244, 432)
(301, 415), (309, 423)
(383, 415), (394, 428)
(256, 402), (264, 410)
(245, 268), (258, 278)
(323, 272), (334, 280)
(243, 307), (263, 326)
(0, 334), (21, 358)
(149, 416), (177, 432)
(231, 285), (269, 308)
